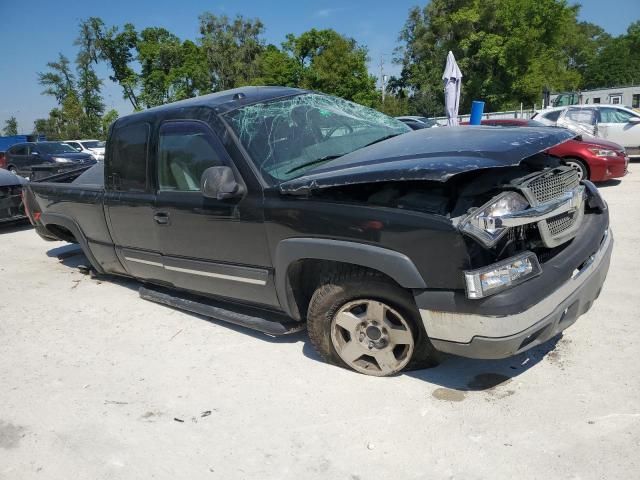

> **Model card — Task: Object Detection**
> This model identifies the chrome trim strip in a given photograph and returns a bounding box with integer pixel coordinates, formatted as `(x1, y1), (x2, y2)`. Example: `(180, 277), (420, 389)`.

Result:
(123, 257), (267, 286)
(420, 228), (612, 343)
(164, 265), (267, 285)
(124, 256), (163, 267)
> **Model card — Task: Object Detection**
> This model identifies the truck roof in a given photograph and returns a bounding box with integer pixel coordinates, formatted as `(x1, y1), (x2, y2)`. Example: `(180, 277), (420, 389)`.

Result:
(120, 86), (308, 123)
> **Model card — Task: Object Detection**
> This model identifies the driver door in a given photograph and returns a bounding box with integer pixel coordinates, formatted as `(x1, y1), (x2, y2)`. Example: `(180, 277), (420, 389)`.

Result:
(154, 120), (278, 308)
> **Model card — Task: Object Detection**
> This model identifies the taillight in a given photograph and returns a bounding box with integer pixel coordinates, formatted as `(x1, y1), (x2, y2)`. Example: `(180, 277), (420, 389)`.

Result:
(0, 153), (6, 169)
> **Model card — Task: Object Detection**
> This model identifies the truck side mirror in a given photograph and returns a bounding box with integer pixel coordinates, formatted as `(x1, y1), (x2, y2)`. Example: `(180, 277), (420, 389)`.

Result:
(200, 166), (243, 200)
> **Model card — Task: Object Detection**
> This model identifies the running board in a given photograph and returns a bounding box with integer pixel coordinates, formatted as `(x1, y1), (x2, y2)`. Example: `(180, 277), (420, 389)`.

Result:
(139, 285), (305, 336)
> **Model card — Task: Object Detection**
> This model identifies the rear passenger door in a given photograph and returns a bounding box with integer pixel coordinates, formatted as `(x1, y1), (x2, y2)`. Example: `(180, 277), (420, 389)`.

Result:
(7, 145), (28, 173)
(104, 122), (167, 283)
(154, 120), (277, 307)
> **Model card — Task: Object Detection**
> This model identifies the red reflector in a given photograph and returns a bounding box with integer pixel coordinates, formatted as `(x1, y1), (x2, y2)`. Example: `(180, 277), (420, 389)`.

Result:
(34, 212), (41, 221)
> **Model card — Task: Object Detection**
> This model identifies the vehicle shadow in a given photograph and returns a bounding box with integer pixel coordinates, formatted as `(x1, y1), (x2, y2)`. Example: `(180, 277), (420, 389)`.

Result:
(403, 336), (562, 391)
(0, 220), (31, 234)
(46, 244), (305, 345)
(597, 179), (622, 188)
(46, 244), (564, 374)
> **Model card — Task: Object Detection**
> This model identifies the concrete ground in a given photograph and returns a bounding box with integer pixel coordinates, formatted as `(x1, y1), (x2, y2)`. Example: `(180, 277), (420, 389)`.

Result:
(1, 171), (639, 480)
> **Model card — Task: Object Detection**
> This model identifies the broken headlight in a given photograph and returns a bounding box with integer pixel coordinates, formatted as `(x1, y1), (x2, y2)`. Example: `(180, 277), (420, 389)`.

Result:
(464, 251), (541, 299)
(459, 192), (529, 247)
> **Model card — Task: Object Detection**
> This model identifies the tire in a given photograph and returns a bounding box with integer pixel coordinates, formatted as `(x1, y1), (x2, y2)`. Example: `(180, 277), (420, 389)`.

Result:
(307, 267), (438, 376)
(8, 166), (18, 175)
(564, 158), (589, 181)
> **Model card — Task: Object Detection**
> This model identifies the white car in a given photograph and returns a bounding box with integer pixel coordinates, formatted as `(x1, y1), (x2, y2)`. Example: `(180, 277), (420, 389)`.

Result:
(63, 139), (106, 161)
(533, 105), (640, 157)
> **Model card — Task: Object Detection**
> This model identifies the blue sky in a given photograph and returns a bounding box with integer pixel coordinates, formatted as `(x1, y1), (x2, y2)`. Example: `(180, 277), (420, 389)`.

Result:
(1, 0), (638, 132)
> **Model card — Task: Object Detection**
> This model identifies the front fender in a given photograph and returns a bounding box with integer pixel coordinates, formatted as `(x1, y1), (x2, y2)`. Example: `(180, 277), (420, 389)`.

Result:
(274, 237), (427, 319)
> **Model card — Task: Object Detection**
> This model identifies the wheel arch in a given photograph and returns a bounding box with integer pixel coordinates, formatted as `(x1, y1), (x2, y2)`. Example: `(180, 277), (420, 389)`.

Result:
(40, 212), (105, 274)
(274, 238), (427, 321)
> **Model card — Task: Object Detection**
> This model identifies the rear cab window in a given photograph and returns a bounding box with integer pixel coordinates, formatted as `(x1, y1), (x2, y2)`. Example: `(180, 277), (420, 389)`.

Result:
(107, 123), (150, 192)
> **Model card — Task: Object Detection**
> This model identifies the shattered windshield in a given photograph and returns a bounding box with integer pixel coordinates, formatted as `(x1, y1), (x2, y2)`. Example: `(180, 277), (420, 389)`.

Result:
(226, 93), (410, 183)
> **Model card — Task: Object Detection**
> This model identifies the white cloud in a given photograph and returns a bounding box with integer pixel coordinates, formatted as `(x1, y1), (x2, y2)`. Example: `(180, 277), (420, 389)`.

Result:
(314, 7), (346, 18)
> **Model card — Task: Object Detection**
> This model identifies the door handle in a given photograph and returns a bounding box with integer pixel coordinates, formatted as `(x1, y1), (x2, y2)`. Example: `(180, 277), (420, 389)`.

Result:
(153, 212), (170, 225)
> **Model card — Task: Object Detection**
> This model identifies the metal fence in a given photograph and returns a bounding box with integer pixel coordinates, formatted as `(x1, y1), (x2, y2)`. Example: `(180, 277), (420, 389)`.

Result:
(433, 109), (536, 126)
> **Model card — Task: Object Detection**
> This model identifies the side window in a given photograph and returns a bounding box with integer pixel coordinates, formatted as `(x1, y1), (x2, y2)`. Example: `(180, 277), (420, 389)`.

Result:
(565, 108), (595, 125)
(157, 121), (224, 192)
(599, 108), (635, 124)
(593, 98), (601, 104)
(109, 123), (150, 192)
(543, 110), (561, 122)
(10, 145), (26, 155)
(67, 142), (81, 151)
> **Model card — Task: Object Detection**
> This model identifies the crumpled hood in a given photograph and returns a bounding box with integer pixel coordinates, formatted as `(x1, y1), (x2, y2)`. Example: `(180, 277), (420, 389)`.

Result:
(279, 126), (575, 195)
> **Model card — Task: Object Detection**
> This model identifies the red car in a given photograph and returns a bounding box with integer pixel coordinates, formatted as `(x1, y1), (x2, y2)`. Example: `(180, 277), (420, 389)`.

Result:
(462, 119), (629, 182)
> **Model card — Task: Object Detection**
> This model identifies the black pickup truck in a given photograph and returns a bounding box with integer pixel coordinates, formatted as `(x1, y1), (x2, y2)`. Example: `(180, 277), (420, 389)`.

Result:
(23, 87), (613, 376)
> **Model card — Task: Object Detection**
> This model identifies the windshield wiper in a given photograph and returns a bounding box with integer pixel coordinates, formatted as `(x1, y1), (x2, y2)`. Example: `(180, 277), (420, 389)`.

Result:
(285, 155), (344, 174)
(362, 133), (402, 148)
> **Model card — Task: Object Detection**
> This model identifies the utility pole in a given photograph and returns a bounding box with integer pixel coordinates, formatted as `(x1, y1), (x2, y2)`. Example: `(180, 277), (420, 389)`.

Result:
(380, 54), (385, 102)
(379, 53), (391, 102)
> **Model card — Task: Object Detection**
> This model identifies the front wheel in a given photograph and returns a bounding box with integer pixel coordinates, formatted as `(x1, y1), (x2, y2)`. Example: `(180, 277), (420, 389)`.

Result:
(307, 269), (436, 376)
(564, 158), (589, 181)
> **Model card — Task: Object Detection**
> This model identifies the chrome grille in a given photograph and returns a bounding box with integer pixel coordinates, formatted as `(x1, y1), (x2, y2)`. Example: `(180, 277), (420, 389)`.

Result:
(528, 169), (579, 204)
(547, 211), (577, 237)
(517, 167), (585, 248)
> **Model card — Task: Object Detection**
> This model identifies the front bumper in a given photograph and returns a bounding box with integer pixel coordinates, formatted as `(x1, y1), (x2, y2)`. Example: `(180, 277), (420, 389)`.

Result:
(416, 220), (612, 359)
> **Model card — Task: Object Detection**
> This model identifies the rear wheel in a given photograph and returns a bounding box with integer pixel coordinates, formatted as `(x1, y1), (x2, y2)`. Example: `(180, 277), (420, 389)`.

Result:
(8, 166), (18, 175)
(307, 268), (436, 376)
(564, 158), (588, 181)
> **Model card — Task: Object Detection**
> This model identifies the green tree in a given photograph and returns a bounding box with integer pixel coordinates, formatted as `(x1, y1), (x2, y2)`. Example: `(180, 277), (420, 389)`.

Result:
(76, 19), (105, 137)
(198, 13), (265, 91)
(89, 18), (141, 110)
(281, 29), (378, 106)
(3, 116), (18, 136)
(395, 0), (586, 114)
(581, 22), (640, 88)
(137, 29), (209, 107)
(101, 109), (119, 136)
(248, 44), (299, 87)
(37, 54), (76, 103)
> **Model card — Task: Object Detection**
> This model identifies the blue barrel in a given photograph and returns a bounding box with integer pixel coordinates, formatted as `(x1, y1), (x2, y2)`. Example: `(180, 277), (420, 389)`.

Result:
(469, 101), (485, 125)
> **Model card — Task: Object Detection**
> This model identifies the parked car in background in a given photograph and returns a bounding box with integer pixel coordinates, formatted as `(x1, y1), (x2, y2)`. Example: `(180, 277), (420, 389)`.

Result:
(462, 118), (629, 182)
(23, 87), (612, 377)
(63, 139), (105, 161)
(3, 142), (95, 179)
(0, 168), (26, 225)
(396, 116), (439, 130)
(533, 105), (640, 157)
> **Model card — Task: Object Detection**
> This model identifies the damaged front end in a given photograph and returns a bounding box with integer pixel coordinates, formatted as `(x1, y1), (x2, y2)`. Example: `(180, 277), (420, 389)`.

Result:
(279, 126), (608, 302)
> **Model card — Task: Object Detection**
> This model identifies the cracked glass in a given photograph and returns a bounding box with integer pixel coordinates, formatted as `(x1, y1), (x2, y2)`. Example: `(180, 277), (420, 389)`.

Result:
(226, 93), (410, 184)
